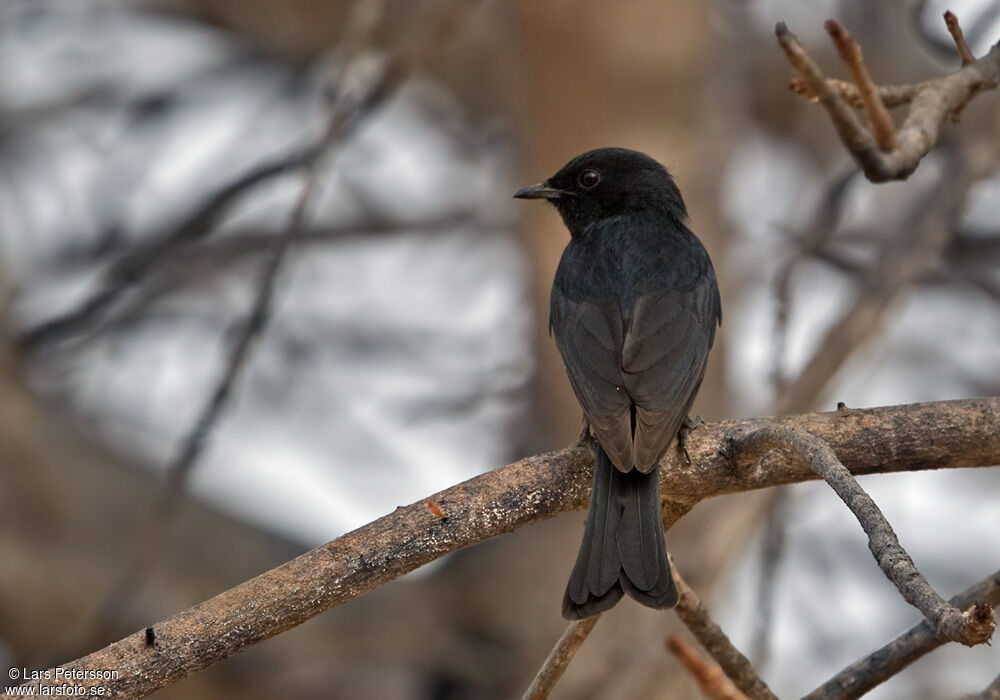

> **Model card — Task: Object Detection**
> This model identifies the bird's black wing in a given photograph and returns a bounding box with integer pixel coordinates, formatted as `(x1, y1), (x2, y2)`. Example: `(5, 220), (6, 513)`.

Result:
(551, 257), (719, 473)
(550, 293), (634, 472)
(623, 273), (719, 472)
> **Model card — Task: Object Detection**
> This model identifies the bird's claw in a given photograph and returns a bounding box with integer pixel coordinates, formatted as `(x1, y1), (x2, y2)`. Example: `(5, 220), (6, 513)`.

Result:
(575, 416), (592, 447)
(678, 415), (703, 466)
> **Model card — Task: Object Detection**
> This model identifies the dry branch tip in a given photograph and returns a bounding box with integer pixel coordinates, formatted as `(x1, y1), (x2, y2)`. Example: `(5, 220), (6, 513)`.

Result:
(775, 12), (1000, 180)
(963, 603), (996, 645)
(944, 10), (976, 66)
(666, 636), (750, 700)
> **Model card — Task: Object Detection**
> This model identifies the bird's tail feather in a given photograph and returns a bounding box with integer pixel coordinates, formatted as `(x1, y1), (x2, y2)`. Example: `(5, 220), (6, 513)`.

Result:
(562, 443), (678, 620)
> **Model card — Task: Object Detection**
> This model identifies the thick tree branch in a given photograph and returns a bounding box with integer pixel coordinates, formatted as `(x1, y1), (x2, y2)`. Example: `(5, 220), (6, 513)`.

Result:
(671, 556), (779, 700)
(733, 426), (995, 646)
(803, 568), (1000, 700)
(776, 14), (1000, 182)
(3, 397), (999, 699)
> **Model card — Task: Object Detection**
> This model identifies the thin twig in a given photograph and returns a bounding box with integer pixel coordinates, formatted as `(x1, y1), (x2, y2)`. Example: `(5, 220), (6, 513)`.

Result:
(81, 213), (481, 339)
(521, 617), (599, 700)
(776, 15), (1000, 181)
(4, 398), (999, 699)
(732, 426), (995, 647)
(748, 488), (787, 671)
(667, 636), (751, 700)
(824, 19), (898, 151)
(945, 11), (976, 66)
(671, 555), (780, 700)
(789, 77), (930, 109)
(521, 501), (694, 699)
(776, 22), (879, 173)
(803, 569), (1000, 700)
(18, 146), (323, 347)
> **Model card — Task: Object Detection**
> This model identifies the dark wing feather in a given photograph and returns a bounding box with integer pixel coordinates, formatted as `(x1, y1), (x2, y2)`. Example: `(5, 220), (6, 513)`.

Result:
(623, 277), (719, 472)
(550, 293), (633, 471)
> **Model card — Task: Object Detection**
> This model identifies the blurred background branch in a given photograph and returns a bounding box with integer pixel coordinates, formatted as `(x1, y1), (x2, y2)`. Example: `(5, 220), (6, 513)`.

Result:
(666, 636), (751, 700)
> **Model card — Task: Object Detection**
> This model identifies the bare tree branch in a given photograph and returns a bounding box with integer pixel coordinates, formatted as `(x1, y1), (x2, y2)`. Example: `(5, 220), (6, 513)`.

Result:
(57, 215), (482, 346)
(803, 568), (1000, 700)
(17, 145), (321, 347)
(666, 635), (751, 700)
(3, 398), (997, 699)
(733, 425), (995, 646)
(945, 10), (976, 67)
(776, 14), (1000, 182)
(788, 77), (931, 110)
(521, 617), (599, 700)
(671, 555), (779, 700)
(824, 20), (898, 151)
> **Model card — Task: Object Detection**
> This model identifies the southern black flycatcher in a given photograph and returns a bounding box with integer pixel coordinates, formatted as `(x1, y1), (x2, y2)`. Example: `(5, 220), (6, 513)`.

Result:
(515, 148), (721, 619)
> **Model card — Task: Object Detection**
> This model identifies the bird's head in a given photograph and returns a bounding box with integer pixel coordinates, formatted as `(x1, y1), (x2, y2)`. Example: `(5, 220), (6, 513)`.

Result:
(513, 147), (687, 234)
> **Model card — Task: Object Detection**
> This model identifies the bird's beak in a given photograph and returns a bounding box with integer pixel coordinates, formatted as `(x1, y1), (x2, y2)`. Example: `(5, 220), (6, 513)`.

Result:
(513, 182), (569, 200)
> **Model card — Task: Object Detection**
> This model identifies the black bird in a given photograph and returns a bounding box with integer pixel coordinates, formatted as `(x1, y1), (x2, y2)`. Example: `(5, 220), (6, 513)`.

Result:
(515, 148), (721, 619)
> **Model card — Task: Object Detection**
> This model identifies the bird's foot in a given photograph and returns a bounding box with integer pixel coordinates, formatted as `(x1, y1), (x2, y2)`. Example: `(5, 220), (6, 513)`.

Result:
(575, 416), (592, 447)
(678, 415), (703, 466)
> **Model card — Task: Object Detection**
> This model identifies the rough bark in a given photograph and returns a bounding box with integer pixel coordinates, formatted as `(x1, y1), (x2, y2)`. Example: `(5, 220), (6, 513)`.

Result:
(4, 397), (998, 699)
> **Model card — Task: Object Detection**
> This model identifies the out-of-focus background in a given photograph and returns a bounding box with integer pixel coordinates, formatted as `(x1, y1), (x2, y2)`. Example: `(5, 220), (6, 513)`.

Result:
(1, 0), (998, 698)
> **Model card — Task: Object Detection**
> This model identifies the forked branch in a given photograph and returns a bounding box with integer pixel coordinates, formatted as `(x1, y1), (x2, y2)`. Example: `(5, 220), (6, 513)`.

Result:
(803, 568), (1000, 699)
(732, 426), (995, 647)
(777, 13), (1000, 181)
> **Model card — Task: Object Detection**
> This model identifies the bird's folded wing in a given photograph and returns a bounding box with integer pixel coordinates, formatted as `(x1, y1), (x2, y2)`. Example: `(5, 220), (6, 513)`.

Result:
(623, 283), (718, 472)
(551, 295), (633, 471)
(551, 275), (719, 474)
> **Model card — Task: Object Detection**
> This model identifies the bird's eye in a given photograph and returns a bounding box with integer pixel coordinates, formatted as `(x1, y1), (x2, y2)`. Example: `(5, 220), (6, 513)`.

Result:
(578, 169), (601, 189)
